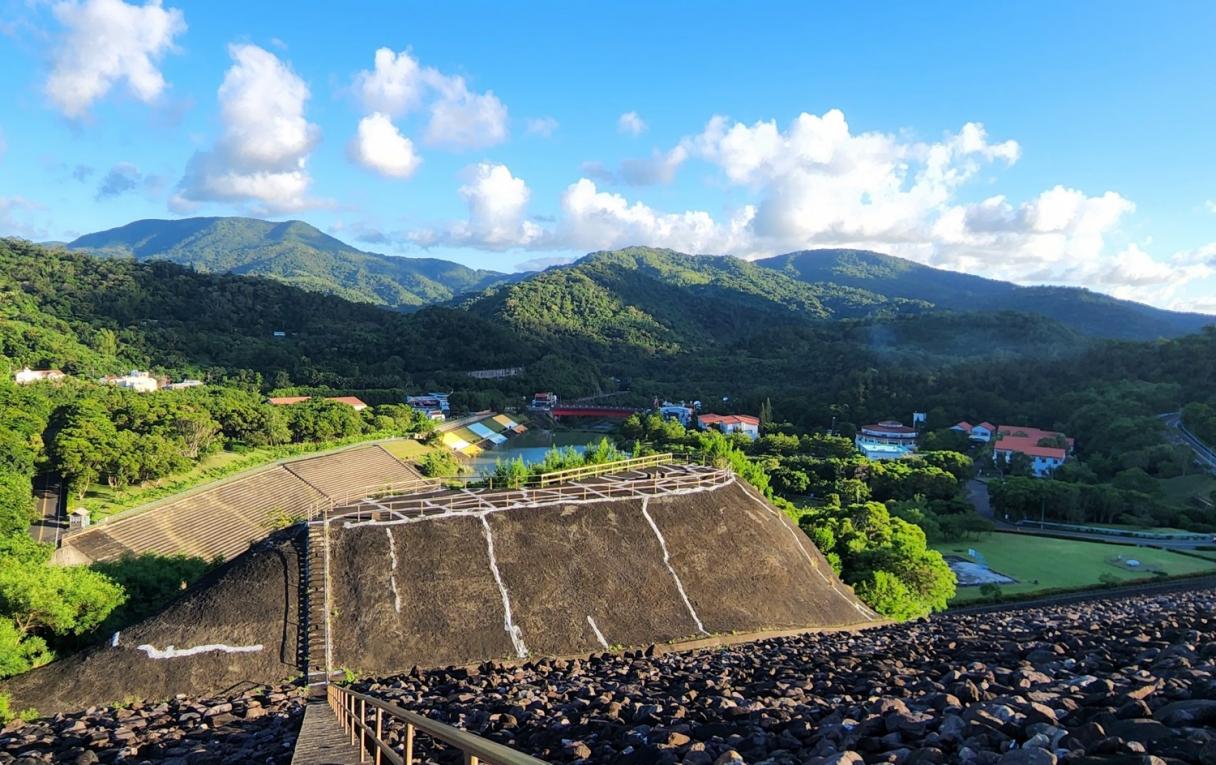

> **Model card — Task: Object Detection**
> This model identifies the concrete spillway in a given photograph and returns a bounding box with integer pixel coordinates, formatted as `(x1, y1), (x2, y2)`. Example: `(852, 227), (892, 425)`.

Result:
(6, 474), (877, 713)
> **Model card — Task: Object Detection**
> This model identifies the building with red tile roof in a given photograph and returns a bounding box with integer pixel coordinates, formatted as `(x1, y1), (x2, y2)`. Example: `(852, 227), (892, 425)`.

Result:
(697, 413), (760, 440)
(951, 420), (995, 442)
(993, 425), (1072, 477)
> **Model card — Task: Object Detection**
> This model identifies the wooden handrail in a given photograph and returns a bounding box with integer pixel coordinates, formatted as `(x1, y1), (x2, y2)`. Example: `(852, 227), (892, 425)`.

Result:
(329, 684), (548, 765)
(533, 453), (674, 487)
(326, 466), (735, 525)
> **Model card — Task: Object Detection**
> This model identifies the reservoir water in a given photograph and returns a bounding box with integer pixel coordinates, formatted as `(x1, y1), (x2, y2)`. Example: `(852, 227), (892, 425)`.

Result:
(467, 427), (612, 476)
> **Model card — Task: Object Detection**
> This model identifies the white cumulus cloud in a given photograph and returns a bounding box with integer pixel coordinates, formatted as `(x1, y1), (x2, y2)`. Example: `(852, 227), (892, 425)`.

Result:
(398, 106), (1211, 306)
(44, 0), (185, 119)
(618, 111), (646, 136)
(174, 44), (322, 213)
(409, 163), (542, 249)
(349, 47), (508, 165)
(348, 113), (421, 179)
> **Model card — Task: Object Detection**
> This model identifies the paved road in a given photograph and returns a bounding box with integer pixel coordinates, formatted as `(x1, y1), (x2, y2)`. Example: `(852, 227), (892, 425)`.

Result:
(29, 474), (64, 546)
(1160, 411), (1216, 473)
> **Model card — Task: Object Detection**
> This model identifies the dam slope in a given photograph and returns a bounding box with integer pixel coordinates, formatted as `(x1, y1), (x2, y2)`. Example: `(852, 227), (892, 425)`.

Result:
(7, 471), (876, 712)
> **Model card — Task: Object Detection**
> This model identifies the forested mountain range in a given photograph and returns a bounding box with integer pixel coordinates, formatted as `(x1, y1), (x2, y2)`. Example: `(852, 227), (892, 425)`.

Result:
(8, 236), (1214, 421)
(67, 217), (516, 310)
(6, 232), (1216, 483)
(756, 248), (1212, 340)
(64, 218), (1212, 343)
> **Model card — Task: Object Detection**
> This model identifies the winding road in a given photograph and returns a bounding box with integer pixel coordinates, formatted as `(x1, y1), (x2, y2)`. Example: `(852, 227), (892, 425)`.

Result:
(1161, 411), (1216, 473)
(29, 474), (64, 547)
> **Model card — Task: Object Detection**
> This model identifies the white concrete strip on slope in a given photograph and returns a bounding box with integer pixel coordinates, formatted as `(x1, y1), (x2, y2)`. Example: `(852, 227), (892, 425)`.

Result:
(136, 643), (263, 659)
(480, 515), (528, 658)
(640, 497), (708, 636)
(586, 615), (610, 649)
(385, 528), (402, 613)
(737, 483), (878, 622)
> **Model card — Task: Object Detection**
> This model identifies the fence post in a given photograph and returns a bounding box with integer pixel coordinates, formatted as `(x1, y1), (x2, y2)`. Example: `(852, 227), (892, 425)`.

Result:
(375, 707), (383, 765)
(349, 693), (357, 745)
(359, 697), (367, 762)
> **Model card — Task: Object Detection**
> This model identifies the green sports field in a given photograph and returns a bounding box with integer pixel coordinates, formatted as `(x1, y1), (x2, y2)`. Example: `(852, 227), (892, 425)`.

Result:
(935, 532), (1216, 603)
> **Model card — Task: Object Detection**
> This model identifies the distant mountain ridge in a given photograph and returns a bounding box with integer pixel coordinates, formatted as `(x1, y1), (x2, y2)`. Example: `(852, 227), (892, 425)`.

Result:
(756, 248), (1213, 340)
(65, 218), (1211, 340)
(68, 217), (516, 310)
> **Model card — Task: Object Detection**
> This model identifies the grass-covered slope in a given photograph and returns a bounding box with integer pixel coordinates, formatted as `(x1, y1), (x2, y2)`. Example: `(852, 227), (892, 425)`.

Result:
(757, 248), (1213, 340)
(68, 216), (515, 310)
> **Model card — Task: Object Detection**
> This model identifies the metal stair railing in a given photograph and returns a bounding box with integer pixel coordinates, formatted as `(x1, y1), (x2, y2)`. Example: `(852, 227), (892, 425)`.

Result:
(329, 684), (548, 765)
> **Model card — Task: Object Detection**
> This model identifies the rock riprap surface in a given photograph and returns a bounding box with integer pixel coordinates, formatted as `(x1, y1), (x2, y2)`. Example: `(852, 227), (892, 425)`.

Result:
(0, 685), (305, 764)
(350, 588), (1216, 765)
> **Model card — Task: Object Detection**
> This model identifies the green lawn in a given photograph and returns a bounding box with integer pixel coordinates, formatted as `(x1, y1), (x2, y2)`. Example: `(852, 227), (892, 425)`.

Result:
(77, 434), (418, 521)
(935, 532), (1216, 603)
(381, 438), (433, 462)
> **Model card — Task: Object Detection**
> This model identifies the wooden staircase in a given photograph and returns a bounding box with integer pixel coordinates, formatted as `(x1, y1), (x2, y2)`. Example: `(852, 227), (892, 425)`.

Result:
(302, 520), (331, 686)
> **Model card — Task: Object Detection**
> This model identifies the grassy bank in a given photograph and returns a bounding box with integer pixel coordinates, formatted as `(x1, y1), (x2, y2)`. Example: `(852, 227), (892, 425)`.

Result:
(78, 433), (424, 521)
(935, 532), (1216, 604)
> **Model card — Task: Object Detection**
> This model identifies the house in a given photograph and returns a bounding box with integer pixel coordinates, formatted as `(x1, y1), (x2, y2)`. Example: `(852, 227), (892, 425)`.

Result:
(101, 370), (159, 393)
(269, 395), (368, 412)
(530, 392), (558, 410)
(165, 379), (204, 391)
(856, 420), (918, 458)
(13, 367), (65, 384)
(659, 402), (694, 427)
(992, 425), (1073, 477)
(406, 395), (447, 421)
(951, 420), (995, 442)
(698, 413), (760, 440)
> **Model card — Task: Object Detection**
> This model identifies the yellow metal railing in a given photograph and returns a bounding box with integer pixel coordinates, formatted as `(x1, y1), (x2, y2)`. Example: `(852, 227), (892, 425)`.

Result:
(329, 684), (548, 765)
(533, 452), (674, 487)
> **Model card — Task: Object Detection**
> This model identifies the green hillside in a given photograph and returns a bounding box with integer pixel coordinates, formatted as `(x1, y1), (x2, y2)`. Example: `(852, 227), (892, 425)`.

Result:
(0, 238), (528, 386)
(463, 247), (936, 356)
(757, 249), (1213, 340)
(68, 217), (515, 311)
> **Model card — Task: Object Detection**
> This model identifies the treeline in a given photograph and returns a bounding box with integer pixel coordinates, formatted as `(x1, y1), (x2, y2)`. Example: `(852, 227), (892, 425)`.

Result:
(49, 385), (435, 499)
(991, 474), (1213, 531)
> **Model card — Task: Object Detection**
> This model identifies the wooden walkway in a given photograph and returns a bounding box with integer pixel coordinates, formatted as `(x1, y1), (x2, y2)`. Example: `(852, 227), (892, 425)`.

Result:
(290, 701), (361, 765)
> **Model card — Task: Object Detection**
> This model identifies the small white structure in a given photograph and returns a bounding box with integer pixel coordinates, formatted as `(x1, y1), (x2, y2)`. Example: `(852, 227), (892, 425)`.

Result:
(951, 421), (996, 442)
(69, 508), (91, 530)
(14, 367), (66, 384)
(102, 370), (159, 393)
(697, 414), (760, 440)
(659, 402), (694, 426)
(165, 379), (204, 391)
(530, 392), (558, 410)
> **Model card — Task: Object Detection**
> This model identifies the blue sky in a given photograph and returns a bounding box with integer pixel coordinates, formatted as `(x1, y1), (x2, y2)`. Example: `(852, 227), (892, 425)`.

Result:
(1, 1), (1213, 311)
